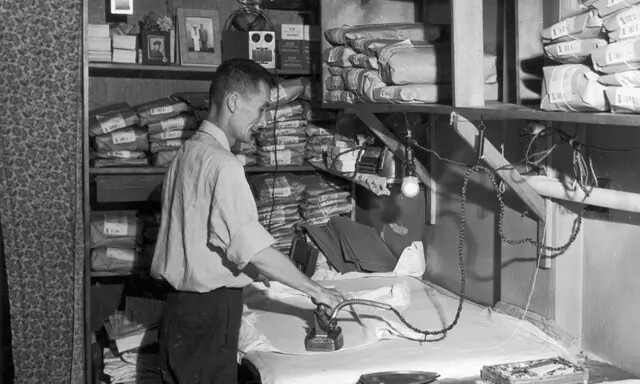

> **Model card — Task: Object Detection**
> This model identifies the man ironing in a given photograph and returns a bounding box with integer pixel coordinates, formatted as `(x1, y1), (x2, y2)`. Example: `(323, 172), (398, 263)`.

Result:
(151, 58), (346, 384)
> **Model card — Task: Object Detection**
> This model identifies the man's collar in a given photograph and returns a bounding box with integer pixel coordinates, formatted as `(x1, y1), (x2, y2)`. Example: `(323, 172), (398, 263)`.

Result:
(199, 120), (230, 152)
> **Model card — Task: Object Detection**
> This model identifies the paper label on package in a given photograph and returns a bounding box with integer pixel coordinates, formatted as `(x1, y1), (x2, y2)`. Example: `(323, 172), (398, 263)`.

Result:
(556, 41), (577, 56)
(328, 47), (341, 63)
(614, 88), (639, 108)
(150, 105), (173, 115)
(619, 22), (640, 39)
(276, 120), (305, 129)
(550, 19), (569, 40)
(606, 41), (636, 64)
(379, 87), (395, 99)
(347, 69), (363, 90)
(277, 136), (300, 144)
(106, 150), (131, 159)
(112, 129), (136, 144)
(103, 216), (128, 236)
(97, 114), (126, 134)
(615, 72), (636, 87)
(261, 144), (285, 151)
(617, 8), (640, 26)
(160, 131), (182, 140)
(273, 127), (297, 135)
(106, 248), (136, 262)
(264, 176), (292, 197)
(160, 117), (183, 131)
(271, 84), (287, 102)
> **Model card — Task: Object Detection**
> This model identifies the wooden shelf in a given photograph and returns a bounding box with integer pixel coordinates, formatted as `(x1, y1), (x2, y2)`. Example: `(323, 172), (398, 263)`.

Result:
(308, 160), (391, 196)
(89, 62), (314, 79)
(323, 101), (640, 127)
(89, 164), (317, 175)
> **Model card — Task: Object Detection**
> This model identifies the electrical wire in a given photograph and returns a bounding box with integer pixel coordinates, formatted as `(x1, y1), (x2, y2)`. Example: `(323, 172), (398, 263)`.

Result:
(267, 69), (280, 232)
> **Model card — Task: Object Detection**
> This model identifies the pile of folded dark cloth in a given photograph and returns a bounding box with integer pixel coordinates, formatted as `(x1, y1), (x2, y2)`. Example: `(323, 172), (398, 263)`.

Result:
(250, 172), (305, 254)
(304, 216), (397, 273)
(298, 173), (353, 226)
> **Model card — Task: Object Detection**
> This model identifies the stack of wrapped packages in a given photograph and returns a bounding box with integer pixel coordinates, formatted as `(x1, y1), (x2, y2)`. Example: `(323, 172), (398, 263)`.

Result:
(250, 173), (306, 255)
(298, 173), (353, 226)
(90, 211), (148, 275)
(136, 97), (193, 167)
(253, 77), (313, 168)
(321, 22), (500, 104)
(542, 1), (640, 113)
(89, 103), (148, 167)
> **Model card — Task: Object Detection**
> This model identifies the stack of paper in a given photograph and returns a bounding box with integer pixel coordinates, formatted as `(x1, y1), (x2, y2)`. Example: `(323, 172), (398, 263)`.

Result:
(103, 297), (165, 353)
(88, 24), (111, 62)
(112, 34), (137, 63)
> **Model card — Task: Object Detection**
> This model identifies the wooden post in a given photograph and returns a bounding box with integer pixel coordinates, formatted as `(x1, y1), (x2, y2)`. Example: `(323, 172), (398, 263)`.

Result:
(451, 114), (546, 222)
(451, 0), (485, 107)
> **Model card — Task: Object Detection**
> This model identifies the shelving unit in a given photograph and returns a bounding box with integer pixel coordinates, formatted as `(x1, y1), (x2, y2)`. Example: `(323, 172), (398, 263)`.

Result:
(89, 164), (317, 175)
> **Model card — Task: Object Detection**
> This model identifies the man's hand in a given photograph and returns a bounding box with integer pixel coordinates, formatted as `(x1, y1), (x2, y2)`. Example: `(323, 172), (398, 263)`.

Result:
(255, 273), (270, 287)
(311, 286), (347, 310)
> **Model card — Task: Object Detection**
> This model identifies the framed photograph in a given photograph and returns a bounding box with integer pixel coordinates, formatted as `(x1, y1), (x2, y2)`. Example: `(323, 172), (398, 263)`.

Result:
(177, 8), (221, 67)
(141, 31), (170, 65)
(110, 0), (133, 15)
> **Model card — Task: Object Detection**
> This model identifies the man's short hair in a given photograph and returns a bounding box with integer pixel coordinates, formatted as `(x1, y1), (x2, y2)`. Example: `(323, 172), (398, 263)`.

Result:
(153, 41), (161, 46)
(209, 58), (276, 109)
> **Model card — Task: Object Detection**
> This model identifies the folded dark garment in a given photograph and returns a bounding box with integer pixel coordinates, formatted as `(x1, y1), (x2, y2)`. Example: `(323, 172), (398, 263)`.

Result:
(135, 97), (190, 126)
(304, 224), (357, 273)
(93, 126), (149, 152)
(89, 102), (140, 137)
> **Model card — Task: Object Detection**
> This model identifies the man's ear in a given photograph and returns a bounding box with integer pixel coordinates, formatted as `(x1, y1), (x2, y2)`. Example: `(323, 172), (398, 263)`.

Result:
(226, 93), (238, 114)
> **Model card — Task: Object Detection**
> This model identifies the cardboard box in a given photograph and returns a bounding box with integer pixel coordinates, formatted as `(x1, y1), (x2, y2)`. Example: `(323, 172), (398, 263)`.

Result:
(280, 24), (305, 40)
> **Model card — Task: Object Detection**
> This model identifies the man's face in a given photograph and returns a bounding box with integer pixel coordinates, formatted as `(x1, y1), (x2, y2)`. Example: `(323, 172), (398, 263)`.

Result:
(229, 83), (269, 143)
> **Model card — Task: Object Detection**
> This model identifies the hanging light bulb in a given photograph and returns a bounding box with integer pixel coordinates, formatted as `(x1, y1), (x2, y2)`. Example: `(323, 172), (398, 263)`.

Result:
(401, 125), (420, 198)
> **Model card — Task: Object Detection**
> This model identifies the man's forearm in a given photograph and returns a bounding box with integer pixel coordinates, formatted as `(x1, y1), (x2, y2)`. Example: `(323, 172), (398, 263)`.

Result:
(250, 246), (322, 299)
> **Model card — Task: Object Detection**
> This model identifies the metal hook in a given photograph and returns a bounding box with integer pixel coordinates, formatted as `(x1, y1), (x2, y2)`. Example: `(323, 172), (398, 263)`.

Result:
(476, 119), (486, 162)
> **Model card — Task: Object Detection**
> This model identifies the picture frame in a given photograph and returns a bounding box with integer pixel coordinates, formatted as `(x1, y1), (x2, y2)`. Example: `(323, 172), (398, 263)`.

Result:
(140, 31), (170, 66)
(176, 8), (221, 67)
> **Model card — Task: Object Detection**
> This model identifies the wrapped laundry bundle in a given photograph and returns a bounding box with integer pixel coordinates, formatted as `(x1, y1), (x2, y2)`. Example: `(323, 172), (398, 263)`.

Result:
(147, 114), (197, 134)
(598, 70), (640, 86)
(301, 201), (354, 220)
(89, 102), (140, 137)
(270, 77), (311, 105)
(251, 173), (306, 201)
(299, 173), (350, 197)
(93, 126), (149, 152)
(150, 150), (178, 167)
(90, 211), (142, 248)
(91, 247), (147, 274)
(324, 23), (441, 46)
(342, 68), (386, 101)
(325, 75), (345, 91)
(231, 140), (257, 155)
(257, 135), (306, 146)
(92, 158), (149, 168)
(322, 46), (356, 67)
(591, 39), (640, 73)
(235, 154), (257, 166)
(150, 138), (188, 153)
(378, 41), (498, 85)
(362, 39), (431, 57)
(149, 129), (195, 142)
(264, 100), (311, 123)
(324, 90), (356, 103)
(348, 53), (378, 70)
(257, 125), (307, 141)
(544, 38), (608, 64)
(372, 84), (452, 103)
(541, 10), (604, 44)
(257, 148), (305, 166)
(259, 118), (307, 131)
(540, 64), (609, 112)
(605, 86), (640, 112)
(586, 0), (640, 17)
(135, 97), (190, 126)
(326, 66), (348, 76)
(603, 5), (640, 41)
(93, 150), (147, 160)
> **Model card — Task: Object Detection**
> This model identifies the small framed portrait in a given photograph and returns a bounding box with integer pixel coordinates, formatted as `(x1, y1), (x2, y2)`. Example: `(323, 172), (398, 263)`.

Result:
(141, 31), (170, 65)
(177, 8), (221, 67)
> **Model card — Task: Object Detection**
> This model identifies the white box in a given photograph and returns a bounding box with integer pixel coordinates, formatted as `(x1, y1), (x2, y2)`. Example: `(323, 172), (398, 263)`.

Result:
(88, 24), (110, 38)
(112, 35), (137, 51)
(88, 37), (111, 52)
(281, 24), (304, 40)
(112, 49), (137, 63)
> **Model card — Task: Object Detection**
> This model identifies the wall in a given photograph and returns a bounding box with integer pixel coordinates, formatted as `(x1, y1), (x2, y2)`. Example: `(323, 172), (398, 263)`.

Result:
(580, 125), (640, 376)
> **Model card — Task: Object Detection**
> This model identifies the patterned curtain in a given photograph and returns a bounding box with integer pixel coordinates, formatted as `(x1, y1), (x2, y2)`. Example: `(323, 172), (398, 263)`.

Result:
(0, 1), (85, 383)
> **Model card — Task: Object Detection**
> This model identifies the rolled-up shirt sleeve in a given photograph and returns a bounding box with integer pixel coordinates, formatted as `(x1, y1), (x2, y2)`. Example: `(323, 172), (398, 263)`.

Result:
(208, 161), (275, 268)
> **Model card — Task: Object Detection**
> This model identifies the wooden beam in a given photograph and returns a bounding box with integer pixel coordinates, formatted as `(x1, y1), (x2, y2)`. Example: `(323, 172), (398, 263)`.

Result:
(451, 114), (546, 222)
(353, 110), (436, 224)
(451, 0), (485, 107)
(515, 0), (544, 104)
(524, 175), (640, 213)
